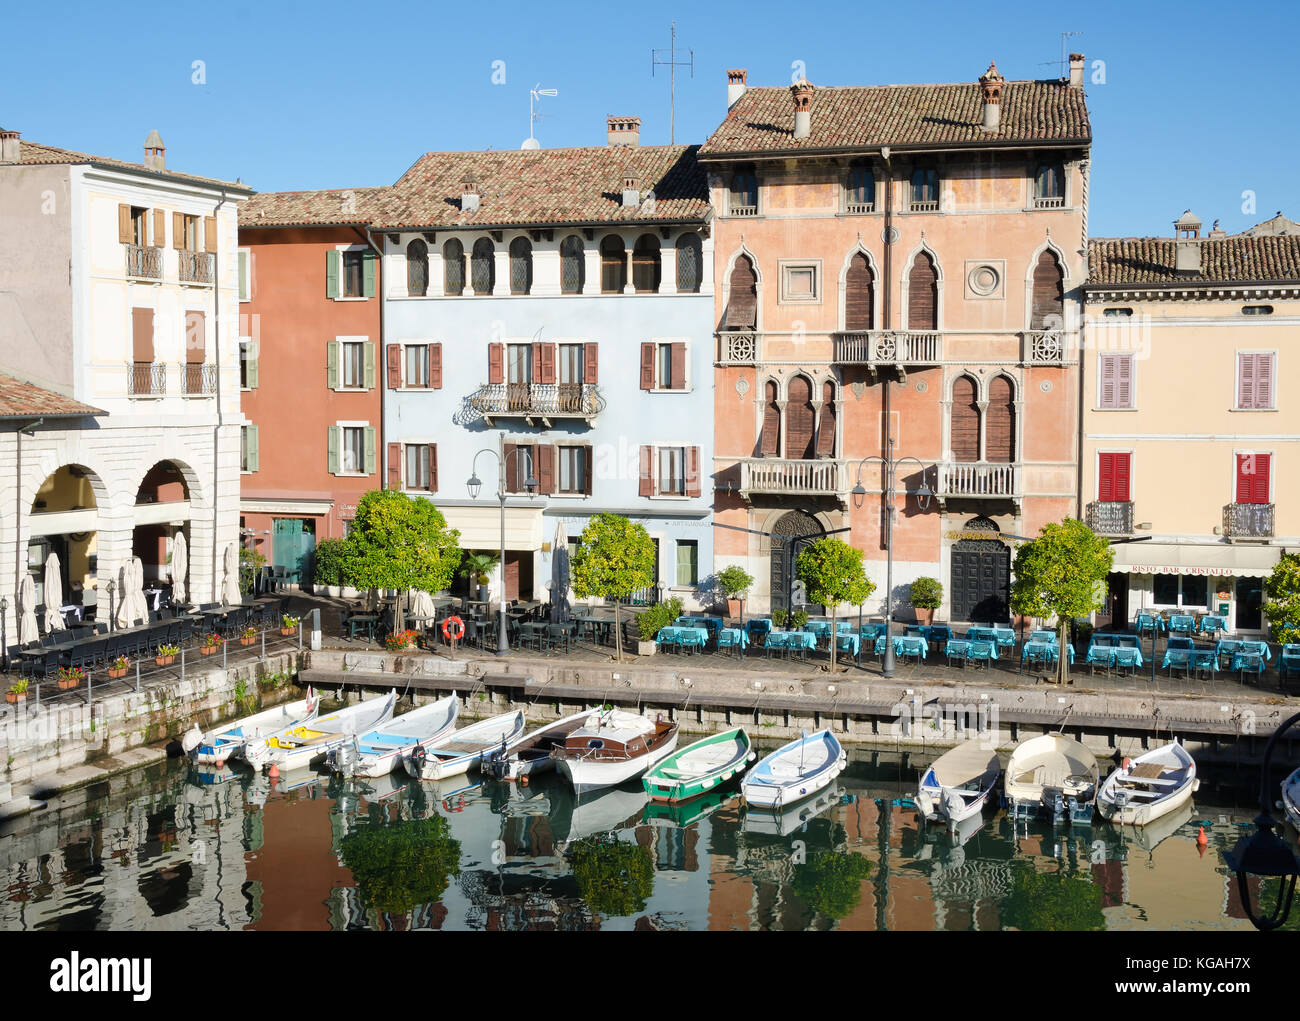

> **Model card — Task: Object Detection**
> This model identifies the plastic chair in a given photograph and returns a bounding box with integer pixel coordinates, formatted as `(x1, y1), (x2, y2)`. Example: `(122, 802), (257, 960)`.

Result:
(764, 632), (788, 660)
(945, 639), (970, 669)
(968, 641), (994, 671)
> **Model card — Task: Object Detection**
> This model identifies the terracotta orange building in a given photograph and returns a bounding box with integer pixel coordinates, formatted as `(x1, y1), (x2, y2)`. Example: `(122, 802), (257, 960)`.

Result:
(701, 61), (1091, 620)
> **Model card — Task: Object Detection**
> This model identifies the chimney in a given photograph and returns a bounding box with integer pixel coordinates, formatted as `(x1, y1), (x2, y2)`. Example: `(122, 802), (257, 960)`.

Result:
(727, 69), (748, 109)
(1174, 210), (1203, 274)
(144, 129), (165, 172)
(790, 79), (813, 140)
(1069, 52), (1086, 89)
(461, 177), (480, 214)
(607, 116), (641, 147)
(978, 62), (1005, 132)
(0, 128), (20, 165)
(622, 171), (641, 208)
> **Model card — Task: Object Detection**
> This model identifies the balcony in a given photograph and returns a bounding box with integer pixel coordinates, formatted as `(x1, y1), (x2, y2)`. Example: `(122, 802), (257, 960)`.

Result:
(1032, 195), (1066, 210)
(1223, 502), (1274, 539)
(935, 462), (1020, 506)
(739, 458), (845, 499)
(181, 362), (218, 396)
(1086, 500), (1134, 535)
(469, 382), (605, 426)
(128, 362), (167, 397)
(909, 199), (940, 212)
(716, 330), (759, 366)
(730, 203), (758, 218)
(179, 250), (215, 285)
(125, 244), (162, 280)
(834, 330), (942, 369)
(1022, 329), (1068, 364)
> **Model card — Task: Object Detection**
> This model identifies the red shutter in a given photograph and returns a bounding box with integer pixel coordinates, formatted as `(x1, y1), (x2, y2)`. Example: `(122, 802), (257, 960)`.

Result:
(670, 343), (686, 391)
(640, 343), (655, 390)
(428, 344), (442, 389)
(1114, 453), (1131, 502)
(387, 344), (402, 389)
(584, 343), (598, 384)
(1237, 454), (1270, 504)
(488, 343), (504, 384)
(1238, 354), (1256, 409)
(583, 444), (593, 495)
(638, 446), (654, 496)
(537, 444), (555, 495)
(685, 446), (701, 498)
(531, 341), (543, 384)
(1098, 453), (1130, 502)
(428, 445), (438, 492)
(1255, 354), (1273, 409)
(387, 443), (401, 489)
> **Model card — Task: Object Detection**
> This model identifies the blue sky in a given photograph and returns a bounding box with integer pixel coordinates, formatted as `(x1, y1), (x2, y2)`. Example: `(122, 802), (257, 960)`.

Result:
(4, 0), (1296, 237)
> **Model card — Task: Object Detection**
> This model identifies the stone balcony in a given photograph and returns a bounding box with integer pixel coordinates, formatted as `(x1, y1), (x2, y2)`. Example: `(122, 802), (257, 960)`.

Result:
(738, 457), (845, 500)
(935, 461), (1020, 507)
(833, 330), (942, 368)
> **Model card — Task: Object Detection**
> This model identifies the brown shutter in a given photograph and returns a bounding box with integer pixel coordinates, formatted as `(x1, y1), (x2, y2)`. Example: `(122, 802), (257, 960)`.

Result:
(951, 376), (980, 462)
(488, 343), (504, 384)
(132, 308), (154, 361)
(539, 342), (556, 384)
(203, 216), (217, 253)
(387, 344), (402, 388)
(1031, 250), (1064, 329)
(784, 376), (815, 459)
(531, 341), (543, 384)
(725, 255), (757, 329)
(428, 343), (442, 389)
(173, 212), (184, 250)
(504, 443), (519, 491)
(640, 343), (655, 390)
(761, 381), (780, 456)
(185, 311), (205, 362)
(638, 446), (654, 496)
(817, 381), (836, 456)
(387, 443), (401, 489)
(686, 446), (702, 498)
(428, 445), (438, 492)
(583, 444), (593, 495)
(537, 444), (555, 494)
(908, 252), (938, 331)
(986, 376), (1015, 463)
(845, 252), (874, 331)
(152, 209), (166, 248)
(584, 343), (598, 385)
(118, 204), (133, 244)
(670, 343), (686, 391)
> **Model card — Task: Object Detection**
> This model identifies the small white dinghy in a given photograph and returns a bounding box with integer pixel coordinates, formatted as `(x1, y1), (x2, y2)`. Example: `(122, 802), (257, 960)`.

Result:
(741, 729), (847, 811)
(915, 741), (1002, 827)
(1098, 741), (1199, 826)
(403, 709), (527, 781)
(1280, 766), (1300, 831)
(182, 688), (318, 765)
(245, 690), (397, 773)
(326, 695), (459, 778)
(481, 710), (599, 782)
(1005, 733), (1099, 825)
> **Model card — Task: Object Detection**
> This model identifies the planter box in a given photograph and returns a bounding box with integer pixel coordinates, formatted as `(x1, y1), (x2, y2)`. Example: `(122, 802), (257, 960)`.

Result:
(200, 646), (219, 656)
(108, 667), (129, 679)
(636, 640), (657, 657)
(239, 636), (257, 646)
(280, 626), (298, 636)
(57, 678), (81, 690)
(5, 691), (26, 703)
(155, 655), (176, 667)
(914, 607), (935, 626)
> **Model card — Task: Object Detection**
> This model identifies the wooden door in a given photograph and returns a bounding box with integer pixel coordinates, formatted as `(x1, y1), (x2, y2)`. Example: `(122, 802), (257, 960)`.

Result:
(908, 252), (938, 330)
(951, 376), (980, 462)
(986, 376), (1015, 462)
(785, 375), (815, 459)
(950, 544), (1009, 623)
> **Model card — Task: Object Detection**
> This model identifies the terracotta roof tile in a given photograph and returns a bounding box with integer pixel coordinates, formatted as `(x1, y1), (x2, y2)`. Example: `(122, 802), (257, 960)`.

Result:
(240, 186), (391, 228)
(15, 140), (248, 191)
(699, 80), (1091, 157)
(1087, 235), (1300, 286)
(0, 373), (104, 419)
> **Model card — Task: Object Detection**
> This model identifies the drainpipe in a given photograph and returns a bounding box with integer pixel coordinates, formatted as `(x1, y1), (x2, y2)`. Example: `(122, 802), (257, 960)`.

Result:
(212, 189), (227, 602)
(358, 226), (384, 530)
(15, 417), (45, 597)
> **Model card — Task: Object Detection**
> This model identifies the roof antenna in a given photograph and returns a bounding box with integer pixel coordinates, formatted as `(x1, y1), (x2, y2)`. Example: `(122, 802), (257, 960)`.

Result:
(1039, 31), (1082, 78)
(523, 84), (558, 150)
(652, 21), (694, 144)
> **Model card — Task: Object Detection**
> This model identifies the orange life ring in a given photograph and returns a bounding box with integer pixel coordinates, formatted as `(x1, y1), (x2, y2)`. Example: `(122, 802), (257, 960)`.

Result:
(442, 616), (466, 642)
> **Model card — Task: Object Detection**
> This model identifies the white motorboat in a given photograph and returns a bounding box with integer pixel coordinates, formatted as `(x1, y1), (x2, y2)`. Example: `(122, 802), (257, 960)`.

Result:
(402, 709), (527, 781)
(182, 688), (318, 765)
(481, 710), (600, 782)
(245, 690), (397, 772)
(1005, 733), (1099, 825)
(326, 695), (459, 777)
(915, 741), (1001, 827)
(550, 708), (679, 795)
(1098, 741), (1199, 826)
(741, 729), (847, 811)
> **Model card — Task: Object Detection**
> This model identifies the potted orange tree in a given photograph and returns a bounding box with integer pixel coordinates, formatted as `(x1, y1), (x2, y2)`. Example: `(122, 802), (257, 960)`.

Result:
(717, 566), (754, 623)
(909, 577), (943, 626)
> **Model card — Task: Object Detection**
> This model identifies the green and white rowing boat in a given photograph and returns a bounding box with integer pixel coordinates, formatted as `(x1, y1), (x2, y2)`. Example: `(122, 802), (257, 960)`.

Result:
(642, 727), (755, 803)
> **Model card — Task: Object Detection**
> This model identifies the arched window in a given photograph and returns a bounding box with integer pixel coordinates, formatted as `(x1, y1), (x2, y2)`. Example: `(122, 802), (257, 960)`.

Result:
(951, 375), (980, 462)
(817, 381), (836, 456)
(730, 166), (758, 215)
(785, 375), (815, 460)
(760, 381), (780, 456)
(560, 235), (585, 294)
(1031, 249), (1064, 330)
(846, 162), (874, 213)
(471, 238), (495, 295)
(442, 239), (465, 296)
(632, 234), (661, 293)
(509, 236), (532, 295)
(600, 236), (626, 293)
(725, 254), (757, 329)
(845, 252), (874, 331)
(908, 251), (938, 330)
(986, 376), (1016, 463)
(1034, 163), (1065, 207)
(675, 233), (702, 293)
(406, 238), (428, 297)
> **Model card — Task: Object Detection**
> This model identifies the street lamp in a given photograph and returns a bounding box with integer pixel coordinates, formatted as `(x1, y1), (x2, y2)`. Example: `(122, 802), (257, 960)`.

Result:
(1222, 710), (1300, 930)
(0, 595), (7, 672)
(850, 436), (934, 678)
(467, 447), (538, 655)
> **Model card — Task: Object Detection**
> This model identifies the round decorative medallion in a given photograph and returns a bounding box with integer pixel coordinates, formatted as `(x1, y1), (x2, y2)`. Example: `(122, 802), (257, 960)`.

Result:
(881, 226), (900, 245)
(915, 380), (928, 393)
(736, 375), (750, 400)
(1040, 380), (1053, 393)
(967, 263), (1001, 296)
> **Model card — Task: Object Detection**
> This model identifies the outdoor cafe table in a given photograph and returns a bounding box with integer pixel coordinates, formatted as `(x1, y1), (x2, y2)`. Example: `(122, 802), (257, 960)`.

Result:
(1021, 640), (1075, 665)
(658, 626), (710, 652)
(875, 635), (928, 660)
(1281, 644), (1300, 678)
(718, 627), (750, 650)
(574, 615), (613, 645)
(965, 626), (1016, 649)
(1029, 629), (1059, 644)
(1134, 613), (1167, 636)
(859, 623), (885, 640)
(1198, 615), (1228, 635)
(676, 616), (722, 635)
(1168, 614), (1197, 635)
(835, 632), (860, 657)
(1087, 646), (1144, 671)
(346, 614), (380, 642)
(768, 630), (817, 652)
(805, 620), (853, 637)
(1216, 639), (1271, 662)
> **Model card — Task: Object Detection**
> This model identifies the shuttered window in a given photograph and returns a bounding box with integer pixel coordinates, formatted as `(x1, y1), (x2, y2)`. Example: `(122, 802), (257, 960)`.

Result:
(632, 234), (661, 293)
(817, 381), (836, 456)
(846, 163), (874, 212)
(950, 375), (980, 462)
(404, 345), (428, 387)
(560, 235), (585, 294)
(600, 236), (626, 293)
(557, 446), (591, 495)
(986, 376), (1015, 463)
(676, 540), (699, 587)
(1236, 453), (1271, 504)
(342, 251), (364, 297)
(406, 239), (428, 296)
(725, 255), (757, 329)
(761, 381), (780, 456)
(1099, 353), (1134, 409)
(237, 249), (250, 301)
(1031, 250), (1064, 329)
(1237, 353), (1276, 409)
(845, 252), (874, 331)
(907, 252), (938, 330)
(658, 447), (686, 496)
(729, 168), (758, 214)
(509, 237), (532, 295)
(1034, 163), (1065, 205)
(241, 425), (259, 473)
(239, 339), (258, 389)
(675, 234), (702, 293)
(443, 239), (465, 295)
(558, 344), (584, 385)
(471, 238), (495, 295)
(785, 375), (815, 460)
(404, 444), (437, 492)
(1098, 453), (1131, 502)
(909, 168), (938, 210)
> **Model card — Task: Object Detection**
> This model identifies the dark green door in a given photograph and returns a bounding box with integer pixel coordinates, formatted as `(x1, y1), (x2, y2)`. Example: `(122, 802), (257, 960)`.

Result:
(272, 519), (316, 584)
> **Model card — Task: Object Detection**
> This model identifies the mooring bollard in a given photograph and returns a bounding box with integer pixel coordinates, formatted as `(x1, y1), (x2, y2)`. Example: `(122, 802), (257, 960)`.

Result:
(222, 640), (227, 671)
(135, 656), (141, 693)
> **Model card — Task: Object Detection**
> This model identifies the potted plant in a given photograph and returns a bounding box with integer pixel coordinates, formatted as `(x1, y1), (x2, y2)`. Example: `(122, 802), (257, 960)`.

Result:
(108, 655), (131, 679)
(909, 577), (943, 626)
(458, 551), (498, 603)
(384, 629), (418, 652)
(280, 614), (300, 636)
(6, 678), (28, 704)
(790, 609), (809, 630)
(155, 643), (180, 667)
(772, 608), (789, 629)
(716, 565), (754, 622)
(239, 625), (258, 646)
(57, 666), (84, 691)
(635, 597), (682, 657)
(200, 633), (224, 656)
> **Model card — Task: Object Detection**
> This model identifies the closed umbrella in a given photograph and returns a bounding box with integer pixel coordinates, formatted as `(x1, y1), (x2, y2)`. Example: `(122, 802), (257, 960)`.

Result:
(409, 589), (435, 621)
(18, 574), (38, 645)
(44, 553), (65, 633)
(132, 557), (149, 623)
(171, 531), (188, 607)
(550, 520), (570, 624)
(224, 544), (240, 604)
(116, 561), (132, 627)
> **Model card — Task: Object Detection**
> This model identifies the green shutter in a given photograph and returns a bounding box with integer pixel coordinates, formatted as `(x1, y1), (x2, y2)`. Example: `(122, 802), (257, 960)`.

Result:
(328, 425), (340, 474)
(327, 341), (339, 390)
(363, 342), (376, 389)
(326, 250), (340, 299)
(363, 426), (376, 475)
(246, 425), (259, 473)
(238, 250), (249, 301)
(246, 342), (259, 388)
(362, 250), (377, 297)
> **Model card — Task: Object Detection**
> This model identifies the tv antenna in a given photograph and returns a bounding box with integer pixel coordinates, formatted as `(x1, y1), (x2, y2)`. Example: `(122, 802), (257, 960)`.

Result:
(1039, 31), (1082, 77)
(652, 21), (694, 144)
(523, 83), (558, 149)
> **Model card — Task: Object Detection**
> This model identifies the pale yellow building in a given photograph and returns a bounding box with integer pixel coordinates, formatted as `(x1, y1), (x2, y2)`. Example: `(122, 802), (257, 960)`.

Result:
(1081, 214), (1300, 633)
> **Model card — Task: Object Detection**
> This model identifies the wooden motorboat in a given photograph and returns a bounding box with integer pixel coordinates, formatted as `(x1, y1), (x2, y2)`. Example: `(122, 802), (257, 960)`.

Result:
(1098, 741), (1199, 826)
(403, 709), (526, 781)
(245, 690), (397, 772)
(327, 695), (459, 777)
(1005, 733), (1099, 825)
(550, 708), (679, 795)
(1281, 766), (1300, 830)
(741, 729), (846, 811)
(183, 688), (318, 765)
(481, 710), (599, 782)
(642, 727), (755, 803)
(915, 741), (1001, 827)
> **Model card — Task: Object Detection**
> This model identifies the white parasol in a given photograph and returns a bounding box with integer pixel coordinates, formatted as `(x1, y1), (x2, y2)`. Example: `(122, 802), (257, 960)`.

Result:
(132, 557), (149, 623)
(223, 543), (241, 604)
(171, 531), (188, 607)
(44, 553), (65, 632)
(18, 574), (39, 645)
(409, 589), (436, 620)
(116, 562), (133, 627)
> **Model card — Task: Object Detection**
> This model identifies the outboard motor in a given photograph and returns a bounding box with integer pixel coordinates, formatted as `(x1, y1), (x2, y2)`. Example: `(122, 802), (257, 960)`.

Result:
(408, 744), (428, 778)
(327, 741), (358, 777)
(484, 736), (511, 781)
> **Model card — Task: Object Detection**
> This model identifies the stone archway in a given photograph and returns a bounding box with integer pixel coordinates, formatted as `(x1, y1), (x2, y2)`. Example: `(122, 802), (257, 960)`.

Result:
(949, 515), (1010, 623)
(770, 510), (824, 615)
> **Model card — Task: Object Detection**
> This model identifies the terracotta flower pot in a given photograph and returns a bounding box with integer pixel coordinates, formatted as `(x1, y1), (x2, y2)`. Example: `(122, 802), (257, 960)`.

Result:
(915, 607), (935, 626)
(201, 645), (218, 656)
(5, 691), (25, 703)
(239, 636), (256, 646)
(727, 598), (742, 621)
(155, 655), (176, 667)
(58, 677), (80, 690)
(280, 626), (297, 636)
(108, 667), (128, 679)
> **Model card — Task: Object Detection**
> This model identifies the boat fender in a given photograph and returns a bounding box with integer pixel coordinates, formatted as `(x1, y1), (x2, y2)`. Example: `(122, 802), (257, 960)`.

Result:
(1122, 757), (1133, 771)
(267, 763), (279, 779)
(520, 774), (529, 786)
(916, 791), (935, 821)
(1196, 826), (1208, 847)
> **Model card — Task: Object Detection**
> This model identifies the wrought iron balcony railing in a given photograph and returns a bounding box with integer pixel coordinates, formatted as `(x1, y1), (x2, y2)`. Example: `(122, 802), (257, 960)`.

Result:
(125, 244), (162, 279)
(936, 462), (1020, 500)
(469, 382), (604, 423)
(181, 362), (218, 396)
(739, 458), (844, 498)
(833, 330), (942, 366)
(179, 250), (215, 284)
(1222, 502), (1274, 538)
(128, 361), (167, 396)
(1086, 500), (1134, 535)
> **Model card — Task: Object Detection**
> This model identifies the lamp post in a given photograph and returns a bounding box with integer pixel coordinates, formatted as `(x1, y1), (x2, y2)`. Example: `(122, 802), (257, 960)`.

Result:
(107, 579), (116, 634)
(1223, 710), (1300, 930)
(850, 437), (934, 678)
(0, 595), (7, 672)
(467, 447), (538, 655)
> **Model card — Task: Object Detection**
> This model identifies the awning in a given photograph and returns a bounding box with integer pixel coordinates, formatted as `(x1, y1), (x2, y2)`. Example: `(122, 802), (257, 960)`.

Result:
(441, 505), (543, 551)
(1110, 542), (1279, 578)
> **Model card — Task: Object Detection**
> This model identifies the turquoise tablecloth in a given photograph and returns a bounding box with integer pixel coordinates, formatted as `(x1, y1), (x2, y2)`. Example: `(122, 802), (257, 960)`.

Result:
(717, 627), (750, 649)
(1217, 639), (1271, 661)
(768, 630), (817, 651)
(1088, 647), (1145, 669)
(875, 635), (927, 659)
(1022, 641), (1074, 664)
(966, 626), (1016, 648)
(676, 616), (722, 633)
(836, 633), (860, 656)
(657, 626), (709, 647)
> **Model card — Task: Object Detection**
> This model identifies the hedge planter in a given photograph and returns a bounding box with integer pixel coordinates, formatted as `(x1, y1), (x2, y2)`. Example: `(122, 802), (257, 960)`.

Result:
(636, 640), (658, 657)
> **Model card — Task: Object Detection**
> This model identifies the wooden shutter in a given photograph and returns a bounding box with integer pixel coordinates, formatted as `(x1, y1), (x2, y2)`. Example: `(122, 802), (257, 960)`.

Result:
(153, 209), (166, 248)
(1241, 353), (1273, 409)
(488, 343), (504, 384)
(363, 343), (376, 388)
(817, 381), (836, 456)
(584, 343), (599, 384)
(326, 341), (340, 390)
(1031, 250), (1064, 329)
(685, 446), (702, 498)
(387, 344), (402, 389)
(1116, 355), (1133, 408)
(908, 252), (937, 331)
(986, 376), (1015, 463)
(428, 445), (438, 492)
(237, 249), (249, 300)
(185, 311), (205, 362)
(362, 251), (377, 297)
(131, 308), (154, 361)
(845, 252), (874, 331)
(583, 445), (593, 495)
(1099, 354), (1117, 408)
(761, 381), (780, 456)
(638, 446), (654, 496)
(326, 250), (340, 298)
(670, 343), (686, 390)
(538, 343), (556, 385)
(504, 443), (519, 492)
(640, 343), (655, 389)
(245, 426), (259, 473)
(388, 442), (402, 489)
(327, 426), (340, 474)
(1256, 354), (1274, 409)
(245, 342), (259, 388)
(118, 204), (133, 244)
(1237, 454), (1271, 504)
(363, 427), (376, 474)
(951, 376), (979, 461)
(203, 216), (217, 253)
(172, 212), (185, 251)
(1098, 453), (1131, 502)
(537, 444), (555, 494)
(428, 343), (442, 389)
(725, 255), (757, 329)
(785, 376), (815, 459)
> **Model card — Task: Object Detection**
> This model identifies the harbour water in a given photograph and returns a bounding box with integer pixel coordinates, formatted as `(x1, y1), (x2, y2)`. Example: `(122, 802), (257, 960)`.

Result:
(0, 746), (1289, 931)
